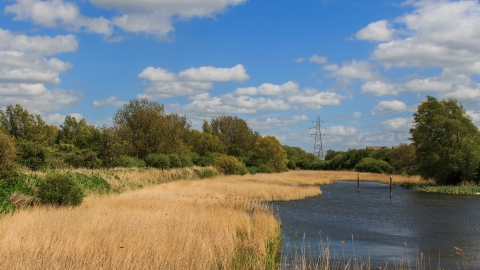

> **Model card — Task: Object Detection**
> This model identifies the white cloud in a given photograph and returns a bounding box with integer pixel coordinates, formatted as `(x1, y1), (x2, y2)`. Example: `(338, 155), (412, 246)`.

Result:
(328, 126), (357, 136)
(179, 64), (249, 82)
(440, 83), (480, 102)
(249, 115), (309, 129)
(288, 91), (346, 109)
(222, 94), (290, 111)
(93, 96), (126, 107)
(361, 81), (397, 96)
(325, 60), (376, 80)
(138, 67), (177, 82)
(467, 110), (480, 126)
(44, 113), (83, 125)
(294, 57), (305, 63)
(381, 117), (412, 131)
(0, 28), (78, 55)
(356, 20), (394, 42)
(309, 54), (328, 64)
(352, 111), (362, 118)
(371, 100), (407, 115)
(5, 0), (112, 35)
(233, 81), (299, 96)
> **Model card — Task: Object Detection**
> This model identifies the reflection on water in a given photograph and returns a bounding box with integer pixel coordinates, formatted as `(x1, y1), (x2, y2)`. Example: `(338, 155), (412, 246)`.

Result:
(273, 181), (480, 269)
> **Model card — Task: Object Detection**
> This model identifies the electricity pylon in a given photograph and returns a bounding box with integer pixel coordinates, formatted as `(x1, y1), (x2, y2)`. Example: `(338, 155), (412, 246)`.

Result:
(311, 116), (325, 160)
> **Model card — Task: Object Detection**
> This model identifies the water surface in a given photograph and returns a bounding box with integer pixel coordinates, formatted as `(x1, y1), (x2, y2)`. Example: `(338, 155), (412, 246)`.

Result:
(274, 181), (480, 269)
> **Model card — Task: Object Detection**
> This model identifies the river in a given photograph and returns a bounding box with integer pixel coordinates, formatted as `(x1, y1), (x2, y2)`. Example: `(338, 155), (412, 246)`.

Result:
(274, 181), (480, 269)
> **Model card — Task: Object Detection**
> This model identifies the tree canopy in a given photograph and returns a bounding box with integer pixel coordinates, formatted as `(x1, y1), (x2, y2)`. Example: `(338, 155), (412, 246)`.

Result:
(410, 96), (480, 185)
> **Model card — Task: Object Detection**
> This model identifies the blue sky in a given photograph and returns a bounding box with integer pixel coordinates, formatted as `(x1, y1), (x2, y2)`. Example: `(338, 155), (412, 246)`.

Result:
(2, 0), (480, 153)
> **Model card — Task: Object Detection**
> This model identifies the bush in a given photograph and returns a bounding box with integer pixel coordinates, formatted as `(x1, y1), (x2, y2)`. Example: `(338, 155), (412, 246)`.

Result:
(119, 155), (146, 168)
(37, 172), (84, 206)
(287, 160), (297, 170)
(257, 164), (274, 174)
(69, 172), (110, 194)
(214, 154), (248, 175)
(310, 162), (325, 170)
(247, 166), (258, 174)
(195, 152), (219, 167)
(0, 131), (17, 180)
(168, 154), (182, 168)
(17, 140), (49, 171)
(0, 174), (35, 213)
(193, 168), (219, 179)
(354, 157), (391, 174)
(179, 154), (193, 168)
(145, 154), (171, 169)
(63, 149), (102, 169)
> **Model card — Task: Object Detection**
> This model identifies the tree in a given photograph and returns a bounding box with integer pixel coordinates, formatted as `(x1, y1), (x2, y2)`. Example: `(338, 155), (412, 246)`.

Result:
(113, 99), (191, 158)
(210, 115), (259, 156)
(0, 131), (17, 180)
(254, 136), (288, 172)
(410, 96), (480, 185)
(389, 143), (416, 174)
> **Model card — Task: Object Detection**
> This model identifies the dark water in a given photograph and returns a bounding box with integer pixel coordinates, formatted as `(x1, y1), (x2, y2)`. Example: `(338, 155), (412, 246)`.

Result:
(274, 181), (480, 269)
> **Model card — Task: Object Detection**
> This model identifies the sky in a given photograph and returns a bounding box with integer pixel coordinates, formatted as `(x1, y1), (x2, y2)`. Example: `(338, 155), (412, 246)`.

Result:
(2, 0), (480, 153)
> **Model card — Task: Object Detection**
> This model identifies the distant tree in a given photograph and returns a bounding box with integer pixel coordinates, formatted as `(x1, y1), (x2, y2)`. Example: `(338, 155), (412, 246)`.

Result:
(0, 104), (55, 144)
(113, 99), (191, 158)
(57, 116), (100, 150)
(187, 129), (227, 156)
(254, 136), (288, 172)
(410, 96), (480, 185)
(210, 115), (259, 156)
(0, 131), (17, 179)
(389, 143), (416, 174)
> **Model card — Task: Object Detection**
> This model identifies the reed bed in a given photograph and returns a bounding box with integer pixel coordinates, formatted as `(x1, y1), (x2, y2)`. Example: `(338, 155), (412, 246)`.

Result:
(0, 170), (423, 269)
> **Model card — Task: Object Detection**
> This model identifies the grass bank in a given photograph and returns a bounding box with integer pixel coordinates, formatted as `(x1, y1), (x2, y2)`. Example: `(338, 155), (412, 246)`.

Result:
(403, 184), (480, 195)
(0, 170), (422, 269)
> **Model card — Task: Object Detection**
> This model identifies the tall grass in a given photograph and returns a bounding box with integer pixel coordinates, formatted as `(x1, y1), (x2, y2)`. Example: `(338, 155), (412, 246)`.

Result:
(0, 170), (424, 269)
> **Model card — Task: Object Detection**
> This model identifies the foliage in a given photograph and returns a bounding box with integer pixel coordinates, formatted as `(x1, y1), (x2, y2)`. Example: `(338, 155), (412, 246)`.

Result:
(254, 136), (288, 172)
(17, 140), (49, 171)
(193, 167), (219, 179)
(68, 172), (110, 194)
(168, 154), (182, 168)
(214, 154), (248, 175)
(0, 174), (35, 213)
(178, 154), (193, 168)
(113, 99), (190, 158)
(354, 157), (391, 174)
(389, 143), (416, 174)
(406, 184), (480, 195)
(37, 172), (84, 206)
(287, 160), (297, 170)
(211, 115), (259, 157)
(257, 164), (274, 174)
(63, 149), (102, 169)
(118, 155), (146, 168)
(247, 166), (258, 174)
(410, 96), (480, 185)
(0, 131), (18, 180)
(145, 153), (171, 169)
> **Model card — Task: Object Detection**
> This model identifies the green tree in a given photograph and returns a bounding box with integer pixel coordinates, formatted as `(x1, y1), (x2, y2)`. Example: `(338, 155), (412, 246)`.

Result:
(410, 96), (480, 185)
(57, 116), (100, 150)
(113, 99), (191, 158)
(389, 143), (416, 174)
(0, 131), (17, 180)
(210, 115), (259, 156)
(254, 136), (288, 172)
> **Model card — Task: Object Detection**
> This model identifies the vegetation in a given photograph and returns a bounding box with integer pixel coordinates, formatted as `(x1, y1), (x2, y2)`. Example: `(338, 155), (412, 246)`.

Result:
(37, 172), (85, 206)
(410, 96), (480, 185)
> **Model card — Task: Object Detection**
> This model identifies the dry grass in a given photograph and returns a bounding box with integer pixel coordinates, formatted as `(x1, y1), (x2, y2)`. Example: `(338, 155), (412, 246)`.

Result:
(0, 170), (422, 269)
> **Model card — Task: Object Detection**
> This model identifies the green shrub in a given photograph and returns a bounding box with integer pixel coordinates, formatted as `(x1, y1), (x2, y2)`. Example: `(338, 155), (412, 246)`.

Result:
(247, 166), (258, 174)
(214, 154), (248, 175)
(287, 160), (297, 170)
(37, 172), (84, 206)
(0, 131), (17, 180)
(63, 149), (102, 169)
(17, 140), (49, 171)
(179, 154), (193, 168)
(195, 152), (219, 167)
(354, 157), (391, 174)
(0, 174), (35, 213)
(145, 154), (171, 169)
(193, 168), (219, 179)
(168, 154), (182, 168)
(310, 162), (325, 170)
(118, 155), (146, 168)
(257, 164), (274, 174)
(69, 172), (110, 194)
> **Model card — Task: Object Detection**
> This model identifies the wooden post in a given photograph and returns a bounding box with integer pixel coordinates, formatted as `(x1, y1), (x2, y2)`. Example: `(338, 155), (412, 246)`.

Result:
(357, 173), (360, 193)
(390, 175), (393, 197)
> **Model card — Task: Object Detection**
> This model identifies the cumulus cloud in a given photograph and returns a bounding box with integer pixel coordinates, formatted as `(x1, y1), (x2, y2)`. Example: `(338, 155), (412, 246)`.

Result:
(0, 29), (78, 55)
(361, 81), (397, 96)
(325, 60), (376, 80)
(371, 100), (407, 115)
(381, 117), (412, 131)
(233, 81), (299, 96)
(249, 115), (309, 130)
(44, 113), (83, 125)
(5, 0), (112, 35)
(356, 20), (394, 42)
(352, 111), (362, 118)
(138, 64), (249, 99)
(179, 64), (249, 82)
(93, 96), (126, 107)
(328, 126), (357, 136)
(288, 91), (346, 109)
(309, 54), (328, 64)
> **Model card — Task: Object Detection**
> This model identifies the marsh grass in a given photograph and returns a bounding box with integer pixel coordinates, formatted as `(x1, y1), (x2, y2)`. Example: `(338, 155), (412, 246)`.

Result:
(405, 184), (480, 195)
(0, 170), (424, 269)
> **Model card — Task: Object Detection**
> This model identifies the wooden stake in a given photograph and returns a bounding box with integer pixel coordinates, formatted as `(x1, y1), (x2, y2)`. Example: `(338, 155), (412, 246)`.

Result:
(390, 175), (393, 197)
(357, 173), (360, 193)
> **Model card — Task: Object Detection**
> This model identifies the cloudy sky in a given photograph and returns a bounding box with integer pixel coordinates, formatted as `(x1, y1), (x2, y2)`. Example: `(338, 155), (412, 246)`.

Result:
(2, 0), (480, 153)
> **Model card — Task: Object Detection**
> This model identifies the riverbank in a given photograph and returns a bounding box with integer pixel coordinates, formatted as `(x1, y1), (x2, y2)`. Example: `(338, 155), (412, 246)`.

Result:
(403, 183), (480, 195)
(0, 170), (422, 269)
